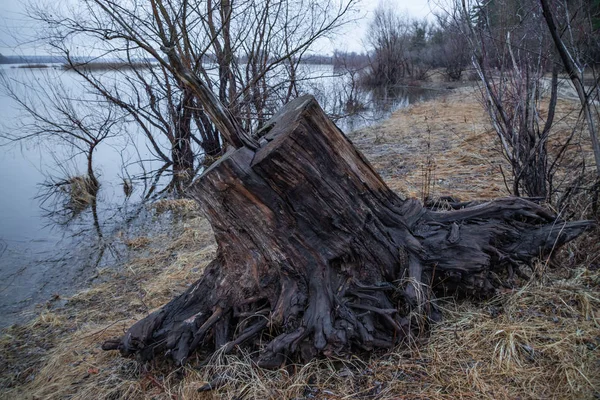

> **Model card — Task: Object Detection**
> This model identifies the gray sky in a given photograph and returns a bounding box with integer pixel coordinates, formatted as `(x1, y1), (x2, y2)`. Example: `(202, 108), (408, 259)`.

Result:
(0, 0), (42, 56)
(325, 0), (440, 53)
(0, 0), (441, 56)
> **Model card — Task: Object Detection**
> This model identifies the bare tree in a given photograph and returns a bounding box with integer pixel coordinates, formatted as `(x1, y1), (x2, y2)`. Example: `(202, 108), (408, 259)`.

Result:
(365, 4), (413, 86)
(0, 70), (120, 189)
(62, 52), (221, 175)
(364, 5), (470, 85)
(32, 0), (357, 151)
(539, 0), (600, 176)
(0, 69), (120, 262)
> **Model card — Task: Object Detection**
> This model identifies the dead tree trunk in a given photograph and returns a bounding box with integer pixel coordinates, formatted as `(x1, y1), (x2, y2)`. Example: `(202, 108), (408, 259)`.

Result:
(103, 96), (593, 367)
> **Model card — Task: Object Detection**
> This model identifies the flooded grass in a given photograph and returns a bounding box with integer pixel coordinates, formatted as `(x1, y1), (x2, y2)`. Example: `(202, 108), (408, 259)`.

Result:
(122, 178), (133, 198)
(65, 176), (99, 213)
(151, 198), (199, 216)
(1, 87), (599, 399)
(39, 174), (100, 221)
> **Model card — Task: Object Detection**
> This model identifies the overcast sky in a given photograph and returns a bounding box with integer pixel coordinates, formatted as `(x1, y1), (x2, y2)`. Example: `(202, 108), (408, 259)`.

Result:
(323, 0), (440, 53)
(0, 1), (43, 56)
(0, 0), (441, 57)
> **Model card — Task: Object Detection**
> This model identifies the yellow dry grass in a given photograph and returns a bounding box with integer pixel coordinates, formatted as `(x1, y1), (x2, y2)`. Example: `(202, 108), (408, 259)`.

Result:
(1, 86), (598, 400)
(67, 175), (98, 210)
(152, 199), (200, 215)
(5, 266), (597, 400)
(350, 85), (596, 205)
(350, 87), (508, 200)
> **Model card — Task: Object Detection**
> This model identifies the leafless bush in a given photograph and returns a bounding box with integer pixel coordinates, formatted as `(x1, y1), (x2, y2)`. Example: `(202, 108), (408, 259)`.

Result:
(445, 0), (600, 210)
(540, 0), (600, 177)
(21, 0), (358, 181)
(363, 5), (469, 86)
(454, 0), (562, 198)
(431, 14), (470, 81)
(364, 5), (413, 86)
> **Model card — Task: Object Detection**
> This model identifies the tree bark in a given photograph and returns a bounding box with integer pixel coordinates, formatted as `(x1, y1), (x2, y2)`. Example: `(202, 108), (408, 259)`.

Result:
(172, 89), (195, 176)
(103, 96), (593, 367)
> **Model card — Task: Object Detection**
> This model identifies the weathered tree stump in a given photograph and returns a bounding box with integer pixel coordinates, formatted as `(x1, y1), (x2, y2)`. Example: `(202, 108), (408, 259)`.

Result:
(103, 96), (593, 367)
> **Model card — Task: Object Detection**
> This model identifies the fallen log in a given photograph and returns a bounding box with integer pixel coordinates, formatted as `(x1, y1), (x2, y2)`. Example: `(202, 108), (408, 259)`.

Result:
(103, 95), (594, 368)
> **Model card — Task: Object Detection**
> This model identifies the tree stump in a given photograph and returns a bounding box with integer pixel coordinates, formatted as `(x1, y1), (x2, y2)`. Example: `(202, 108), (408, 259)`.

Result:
(103, 96), (593, 367)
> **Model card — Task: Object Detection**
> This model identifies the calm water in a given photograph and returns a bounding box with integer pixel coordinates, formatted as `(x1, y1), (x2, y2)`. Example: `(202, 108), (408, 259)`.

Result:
(0, 64), (175, 327)
(0, 63), (444, 328)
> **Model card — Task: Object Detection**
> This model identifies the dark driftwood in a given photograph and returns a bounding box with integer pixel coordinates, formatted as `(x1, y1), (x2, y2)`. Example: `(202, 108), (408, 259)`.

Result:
(103, 96), (593, 367)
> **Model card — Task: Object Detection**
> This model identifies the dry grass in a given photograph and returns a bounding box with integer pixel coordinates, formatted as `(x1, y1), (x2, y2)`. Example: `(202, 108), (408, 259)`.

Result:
(350, 85), (597, 206)
(4, 266), (596, 399)
(64, 175), (99, 212)
(350, 86), (508, 201)
(152, 198), (200, 216)
(1, 86), (599, 399)
(124, 236), (152, 249)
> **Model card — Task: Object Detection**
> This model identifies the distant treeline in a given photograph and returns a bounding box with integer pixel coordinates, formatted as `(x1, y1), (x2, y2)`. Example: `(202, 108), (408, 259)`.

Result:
(0, 54), (67, 64)
(0, 54), (158, 66)
(16, 64), (50, 69)
(62, 62), (158, 71)
(1, 53), (336, 67)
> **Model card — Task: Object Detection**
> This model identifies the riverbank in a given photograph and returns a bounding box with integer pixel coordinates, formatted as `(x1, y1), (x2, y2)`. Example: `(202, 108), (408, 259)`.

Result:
(1, 85), (599, 399)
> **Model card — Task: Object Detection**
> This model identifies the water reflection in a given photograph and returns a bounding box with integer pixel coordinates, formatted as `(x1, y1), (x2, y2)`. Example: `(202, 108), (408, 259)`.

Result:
(306, 67), (444, 132)
(38, 159), (191, 248)
(339, 85), (444, 132)
(40, 175), (100, 227)
(0, 151), (191, 328)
